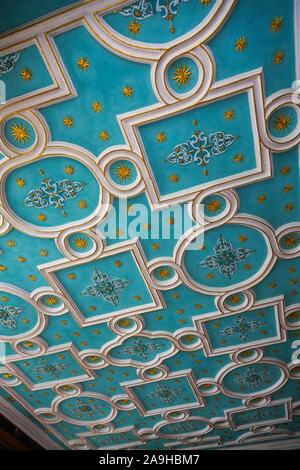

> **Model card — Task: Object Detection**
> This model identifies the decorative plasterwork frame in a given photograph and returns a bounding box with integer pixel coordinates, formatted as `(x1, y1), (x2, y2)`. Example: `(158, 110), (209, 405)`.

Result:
(194, 297), (287, 357)
(225, 398), (293, 432)
(121, 369), (205, 417)
(39, 239), (165, 326)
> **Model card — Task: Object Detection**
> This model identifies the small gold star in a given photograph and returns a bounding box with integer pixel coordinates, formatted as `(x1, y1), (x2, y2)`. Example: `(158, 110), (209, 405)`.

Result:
(283, 184), (293, 192)
(272, 112), (293, 134)
(78, 200), (88, 209)
(285, 203), (294, 211)
(152, 243), (160, 250)
(10, 122), (31, 144)
(40, 250), (48, 256)
(99, 130), (110, 141)
(77, 56), (90, 71)
(128, 19), (141, 36)
(224, 109), (236, 121)
(91, 101), (103, 113)
(200, 0), (213, 6)
(0, 265), (7, 272)
(235, 36), (248, 53)
(7, 240), (16, 247)
(63, 115), (74, 128)
(171, 62), (194, 88)
(169, 173), (179, 183)
(121, 85), (134, 97)
(28, 275), (37, 281)
(156, 131), (167, 143)
(269, 16), (284, 34)
(65, 165), (74, 175)
(114, 260), (123, 268)
(273, 50), (285, 65)
(234, 153), (244, 163)
(16, 177), (26, 188)
(18, 256), (26, 263)
(239, 235), (248, 242)
(20, 68), (32, 82)
(68, 273), (77, 279)
(1, 296), (9, 302)
(38, 213), (47, 222)
(281, 166), (291, 175)
(257, 194), (266, 203)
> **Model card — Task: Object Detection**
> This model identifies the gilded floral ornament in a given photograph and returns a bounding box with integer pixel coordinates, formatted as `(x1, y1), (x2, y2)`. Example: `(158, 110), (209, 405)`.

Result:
(81, 269), (132, 306)
(0, 304), (23, 329)
(0, 51), (20, 74)
(198, 235), (255, 279)
(167, 120), (237, 175)
(23, 170), (85, 217)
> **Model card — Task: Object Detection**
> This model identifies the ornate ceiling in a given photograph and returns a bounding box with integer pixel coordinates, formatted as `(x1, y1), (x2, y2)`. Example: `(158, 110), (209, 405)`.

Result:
(0, 0), (299, 451)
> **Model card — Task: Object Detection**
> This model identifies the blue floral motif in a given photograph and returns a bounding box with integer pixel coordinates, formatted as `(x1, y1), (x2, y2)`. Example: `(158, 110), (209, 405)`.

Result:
(32, 358), (70, 378)
(218, 317), (265, 341)
(0, 304), (23, 329)
(23, 170), (85, 217)
(233, 365), (274, 390)
(81, 269), (131, 306)
(198, 235), (255, 279)
(120, 338), (164, 359)
(72, 398), (103, 417)
(0, 51), (20, 74)
(168, 128), (237, 175)
(119, 0), (190, 22)
(148, 382), (185, 404)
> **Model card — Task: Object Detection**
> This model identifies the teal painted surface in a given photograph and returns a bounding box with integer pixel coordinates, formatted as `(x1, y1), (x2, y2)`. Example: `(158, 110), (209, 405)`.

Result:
(184, 224), (268, 288)
(59, 395), (112, 422)
(203, 305), (279, 351)
(40, 26), (157, 156)
(138, 92), (256, 196)
(208, 0), (296, 97)
(0, 0), (81, 34)
(0, 292), (38, 337)
(54, 249), (153, 318)
(14, 350), (87, 385)
(0, 46), (53, 100)
(5, 156), (100, 228)
(129, 376), (199, 412)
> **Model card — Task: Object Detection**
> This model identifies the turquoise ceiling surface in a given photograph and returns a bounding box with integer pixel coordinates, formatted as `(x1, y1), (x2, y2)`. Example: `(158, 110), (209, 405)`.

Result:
(0, 0), (299, 451)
